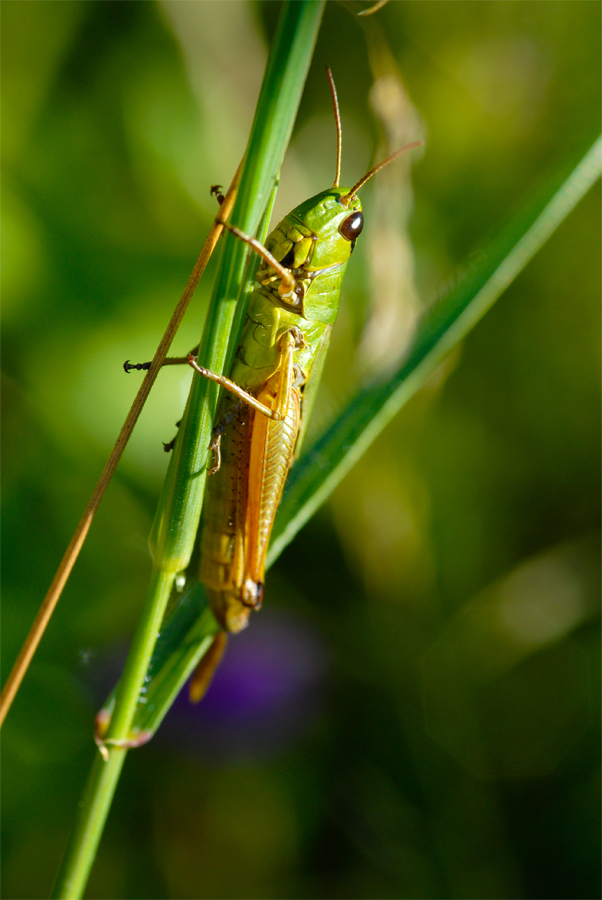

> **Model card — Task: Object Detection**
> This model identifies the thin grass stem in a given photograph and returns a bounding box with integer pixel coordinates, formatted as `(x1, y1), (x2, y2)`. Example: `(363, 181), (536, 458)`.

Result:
(123, 137), (601, 748)
(0, 167), (241, 729)
(51, 3), (325, 896)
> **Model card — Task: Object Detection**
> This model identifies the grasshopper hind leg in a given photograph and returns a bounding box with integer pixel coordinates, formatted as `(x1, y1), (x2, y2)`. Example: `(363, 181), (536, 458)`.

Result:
(241, 578), (264, 609)
(188, 632), (228, 703)
(207, 588), (253, 633)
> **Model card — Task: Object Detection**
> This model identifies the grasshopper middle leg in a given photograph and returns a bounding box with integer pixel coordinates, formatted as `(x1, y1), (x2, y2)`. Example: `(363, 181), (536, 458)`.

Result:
(187, 327), (304, 422)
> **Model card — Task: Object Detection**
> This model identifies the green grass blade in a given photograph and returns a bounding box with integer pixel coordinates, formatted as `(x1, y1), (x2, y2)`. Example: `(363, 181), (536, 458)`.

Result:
(149, 1), (325, 574)
(126, 137), (601, 743)
(129, 582), (215, 735)
(52, 4), (325, 898)
(268, 136), (602, 563)
(108, 188), (281, 740)
(105, 0), (324, 747)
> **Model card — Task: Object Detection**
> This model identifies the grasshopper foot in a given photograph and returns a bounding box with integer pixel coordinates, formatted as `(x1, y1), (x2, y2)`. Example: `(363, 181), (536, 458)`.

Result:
(94, 707), (153, 760)
(210, 184), (225, 205)
(163, 420), (182, 453)
(123, 359), (151, 373)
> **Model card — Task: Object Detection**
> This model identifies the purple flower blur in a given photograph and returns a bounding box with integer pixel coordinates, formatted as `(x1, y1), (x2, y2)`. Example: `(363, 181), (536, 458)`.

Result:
(158, 609), (328, 761)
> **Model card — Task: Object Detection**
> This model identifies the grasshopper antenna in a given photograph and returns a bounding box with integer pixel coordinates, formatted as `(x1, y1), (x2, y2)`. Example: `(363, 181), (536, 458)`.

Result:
(326, 66), (342, 189)
(342, 140), (423, 205)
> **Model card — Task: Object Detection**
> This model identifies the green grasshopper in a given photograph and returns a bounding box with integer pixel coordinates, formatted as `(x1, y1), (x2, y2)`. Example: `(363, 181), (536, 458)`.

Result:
(184, 70), (421, 691)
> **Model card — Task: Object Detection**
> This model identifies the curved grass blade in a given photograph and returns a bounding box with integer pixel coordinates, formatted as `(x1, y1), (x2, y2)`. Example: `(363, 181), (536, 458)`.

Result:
(96, 583), (217, 742)
(268, 136), (602, 562)
(127, 137), (600, 738)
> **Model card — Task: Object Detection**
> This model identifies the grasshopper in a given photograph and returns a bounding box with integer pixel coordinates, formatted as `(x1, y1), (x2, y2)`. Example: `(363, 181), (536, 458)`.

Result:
(188, 70), (421, 647)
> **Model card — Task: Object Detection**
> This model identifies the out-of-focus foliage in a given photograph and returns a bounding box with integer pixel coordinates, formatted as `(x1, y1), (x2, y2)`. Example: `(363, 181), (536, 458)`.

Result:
(2, 2), (599, 899)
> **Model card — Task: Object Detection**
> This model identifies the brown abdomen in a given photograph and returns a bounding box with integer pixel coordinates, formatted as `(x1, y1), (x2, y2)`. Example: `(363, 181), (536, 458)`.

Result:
(199, 378), (300, 633)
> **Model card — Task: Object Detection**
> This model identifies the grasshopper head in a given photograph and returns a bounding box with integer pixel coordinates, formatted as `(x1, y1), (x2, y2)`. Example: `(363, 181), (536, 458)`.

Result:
(266, 72), (422, 296)
(286, 68), (422, 270)
(289, 188), (363, 270)
(292, 137), (422, 269)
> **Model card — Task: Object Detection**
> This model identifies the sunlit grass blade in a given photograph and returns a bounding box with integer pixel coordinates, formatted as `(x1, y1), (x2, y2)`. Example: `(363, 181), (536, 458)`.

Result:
(268, 136), (602, 561)
(127, 137), (600, 729)
(96, 583), (217, 741)
(52, 4), (325, 898)
(102, 189), (280, 741)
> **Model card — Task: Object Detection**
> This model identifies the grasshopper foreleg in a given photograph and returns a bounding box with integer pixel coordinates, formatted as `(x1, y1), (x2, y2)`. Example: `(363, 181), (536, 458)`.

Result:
(217, 219), (299, 303)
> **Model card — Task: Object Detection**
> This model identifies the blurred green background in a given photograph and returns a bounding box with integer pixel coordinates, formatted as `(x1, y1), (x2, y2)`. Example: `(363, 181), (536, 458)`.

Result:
(2, 2), (600, 898)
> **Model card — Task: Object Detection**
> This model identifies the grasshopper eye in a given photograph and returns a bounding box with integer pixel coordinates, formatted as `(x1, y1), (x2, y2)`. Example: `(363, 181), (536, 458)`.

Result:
(339, 211), (364, 242)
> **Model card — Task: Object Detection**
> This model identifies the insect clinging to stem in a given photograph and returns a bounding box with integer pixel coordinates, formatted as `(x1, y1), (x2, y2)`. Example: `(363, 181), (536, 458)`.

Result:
(183, 67), (422, 688)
